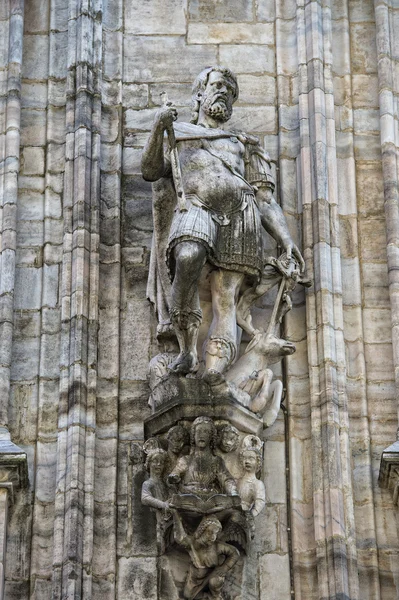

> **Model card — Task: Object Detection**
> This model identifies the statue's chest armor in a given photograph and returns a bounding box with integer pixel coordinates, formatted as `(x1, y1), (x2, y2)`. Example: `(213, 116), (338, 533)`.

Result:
(178, 138), (249, 210)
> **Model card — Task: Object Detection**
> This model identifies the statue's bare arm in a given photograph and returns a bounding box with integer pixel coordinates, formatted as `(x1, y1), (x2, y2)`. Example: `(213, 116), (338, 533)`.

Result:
(141, 105), (177, 181)
(256, 187), (305, 272)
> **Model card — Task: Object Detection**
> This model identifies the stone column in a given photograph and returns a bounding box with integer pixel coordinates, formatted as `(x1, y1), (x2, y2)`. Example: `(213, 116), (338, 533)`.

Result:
(297, 0), (359, 598)
(0, 0), (24, 436)
(51, 0), (102, 597)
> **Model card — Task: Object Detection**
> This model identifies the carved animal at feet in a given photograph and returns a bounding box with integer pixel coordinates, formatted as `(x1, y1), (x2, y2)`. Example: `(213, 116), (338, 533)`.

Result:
(225, 332), (295, 427)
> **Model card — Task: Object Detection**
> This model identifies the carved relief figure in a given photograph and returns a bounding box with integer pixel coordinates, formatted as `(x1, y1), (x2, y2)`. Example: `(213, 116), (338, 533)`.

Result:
(173, 512), (240, 600)
(237, 436), (266, 523)
(141, 448), (170, 511)
(142, 66), (306, 381)
(225, 330), (295, 427)
(165, 423), (189, 473)
(168, 416), (240, 503)
(216, 422), (240, 479)
(217, 423), (239, 454)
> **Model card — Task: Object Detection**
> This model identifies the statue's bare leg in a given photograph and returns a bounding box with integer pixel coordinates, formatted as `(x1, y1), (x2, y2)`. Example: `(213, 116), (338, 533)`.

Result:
(169, 241), (207, 374)
(236, 270), (280, 336)
(203, 269), (245, 383)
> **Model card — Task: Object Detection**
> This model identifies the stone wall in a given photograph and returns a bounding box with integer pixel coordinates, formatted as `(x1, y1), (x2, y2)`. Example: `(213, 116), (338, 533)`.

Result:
(0, 0), (398, 598)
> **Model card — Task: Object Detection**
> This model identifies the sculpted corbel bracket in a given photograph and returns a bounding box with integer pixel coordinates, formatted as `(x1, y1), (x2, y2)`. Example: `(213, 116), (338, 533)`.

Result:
(140, 416), (266, 599)
(379, 441), (399, 507)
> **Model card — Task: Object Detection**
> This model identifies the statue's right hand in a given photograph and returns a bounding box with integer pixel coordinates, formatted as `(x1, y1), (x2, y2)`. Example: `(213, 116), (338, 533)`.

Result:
(155, 104), (178, 131)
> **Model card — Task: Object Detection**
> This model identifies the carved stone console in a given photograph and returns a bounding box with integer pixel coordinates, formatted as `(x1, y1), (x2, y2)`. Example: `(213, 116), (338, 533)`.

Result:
(0, 431), (28, 599)
(142, 401), (265, 599)
(379, 441), (399, 507)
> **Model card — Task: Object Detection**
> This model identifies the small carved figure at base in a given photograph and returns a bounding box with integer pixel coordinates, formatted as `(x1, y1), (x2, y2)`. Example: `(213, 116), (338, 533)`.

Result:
(236, 436), (265, 537)
(217, 424), (239, 454)
(165, 424), (190, 474)
(141, 448), (170, 512)
(173, 511), (240, 600)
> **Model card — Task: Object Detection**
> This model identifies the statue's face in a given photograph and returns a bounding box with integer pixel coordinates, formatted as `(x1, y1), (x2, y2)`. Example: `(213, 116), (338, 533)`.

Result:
(194, 423), (213, 448)
(200, 71), (234, 123)
(219, 430), (239, 453)
(242, 450), (258, 473)
(149, 453), (165, 477)
(168, 430), (185, 454)
(200, 523), (220, 546)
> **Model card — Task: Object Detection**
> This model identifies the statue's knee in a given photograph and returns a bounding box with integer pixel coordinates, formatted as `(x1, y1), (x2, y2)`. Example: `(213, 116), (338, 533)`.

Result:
(174, 242), (205, 270)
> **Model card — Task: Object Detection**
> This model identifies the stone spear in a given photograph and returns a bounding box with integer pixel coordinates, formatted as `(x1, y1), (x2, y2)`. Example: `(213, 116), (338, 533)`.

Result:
(160, 91), (188, 212)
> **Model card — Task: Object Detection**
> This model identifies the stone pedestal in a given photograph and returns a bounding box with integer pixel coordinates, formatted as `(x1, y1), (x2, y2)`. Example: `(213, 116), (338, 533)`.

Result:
(145, 375), (263, 439)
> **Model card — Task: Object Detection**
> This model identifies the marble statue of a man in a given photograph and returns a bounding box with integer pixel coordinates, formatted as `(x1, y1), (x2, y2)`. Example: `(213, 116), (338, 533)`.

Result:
(142, 66), (304, 380)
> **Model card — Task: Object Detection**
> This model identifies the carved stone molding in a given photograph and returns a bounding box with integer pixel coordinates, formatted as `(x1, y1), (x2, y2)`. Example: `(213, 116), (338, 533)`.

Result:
(379, 441), (399, 507)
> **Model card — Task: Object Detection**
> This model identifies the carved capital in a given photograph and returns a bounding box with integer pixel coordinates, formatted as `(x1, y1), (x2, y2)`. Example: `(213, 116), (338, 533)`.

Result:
(379, 441), (399, 506)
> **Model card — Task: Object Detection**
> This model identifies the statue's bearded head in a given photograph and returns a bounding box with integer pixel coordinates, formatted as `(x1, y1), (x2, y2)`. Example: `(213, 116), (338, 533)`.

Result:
(191, 66), (239, 125)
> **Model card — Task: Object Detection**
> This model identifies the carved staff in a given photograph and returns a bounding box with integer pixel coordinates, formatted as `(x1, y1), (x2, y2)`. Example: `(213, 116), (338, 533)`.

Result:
(160, 91), (187, 212)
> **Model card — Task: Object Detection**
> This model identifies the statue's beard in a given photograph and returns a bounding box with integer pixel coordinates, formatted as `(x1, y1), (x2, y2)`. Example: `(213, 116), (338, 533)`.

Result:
(201, 94), (232, 123)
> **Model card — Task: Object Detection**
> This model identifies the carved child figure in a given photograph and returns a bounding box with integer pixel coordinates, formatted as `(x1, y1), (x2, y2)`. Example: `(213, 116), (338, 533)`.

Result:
(236, 436), (266, 535)
(217, 422), (240, 479)
(165, 424), (189, 473)
(217, 423), (239, 454)
(141, 448), (170, 511)
(173, 512), (240, 600)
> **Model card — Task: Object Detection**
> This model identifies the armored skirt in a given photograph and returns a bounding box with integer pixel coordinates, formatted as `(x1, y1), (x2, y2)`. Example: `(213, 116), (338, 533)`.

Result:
(166, 190), (263, 280)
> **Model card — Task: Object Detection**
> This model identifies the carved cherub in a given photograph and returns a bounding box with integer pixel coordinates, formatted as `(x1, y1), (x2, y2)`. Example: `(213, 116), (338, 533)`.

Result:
(217, 423), (239, 454)
(236, 436), (266, 527)
(141, 448), (170, 511)
(165, 424), (189, 474)
(173, 511), (240, 600)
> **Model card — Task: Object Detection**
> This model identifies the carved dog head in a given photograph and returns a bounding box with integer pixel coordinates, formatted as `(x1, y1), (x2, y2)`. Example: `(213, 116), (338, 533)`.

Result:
(244, 332), (296, 365)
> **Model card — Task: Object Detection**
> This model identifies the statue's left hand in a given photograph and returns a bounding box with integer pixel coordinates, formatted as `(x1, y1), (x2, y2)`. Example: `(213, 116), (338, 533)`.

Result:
(284, 242), (305, 274)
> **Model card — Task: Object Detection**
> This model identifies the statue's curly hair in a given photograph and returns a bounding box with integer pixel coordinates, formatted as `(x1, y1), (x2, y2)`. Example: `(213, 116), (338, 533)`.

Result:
(190, 66), (239, 124)
(190, 416), (217, 450)
(194, 515), (222, 543)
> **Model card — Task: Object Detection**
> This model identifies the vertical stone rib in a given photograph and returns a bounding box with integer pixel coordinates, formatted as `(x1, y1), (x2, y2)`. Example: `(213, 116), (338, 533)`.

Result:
(332, 1), (382, 597)
(92, 0), (122, 593)
(374, 0), (399, 438)
(0, 0), (24, 432)
(52, 0), (101, 598)
(297, 0), (359, 598)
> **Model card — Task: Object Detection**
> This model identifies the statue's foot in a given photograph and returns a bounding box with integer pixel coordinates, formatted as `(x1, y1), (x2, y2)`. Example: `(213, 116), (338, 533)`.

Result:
(167, 351), (197, 375)
(263, 407), (279, 428)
